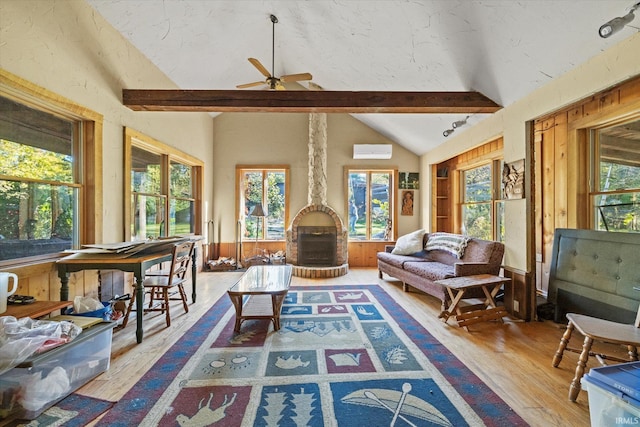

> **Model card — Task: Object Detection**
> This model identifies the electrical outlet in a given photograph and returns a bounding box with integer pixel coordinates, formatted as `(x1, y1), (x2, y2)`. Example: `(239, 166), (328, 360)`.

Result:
(513, 300), (520, 313)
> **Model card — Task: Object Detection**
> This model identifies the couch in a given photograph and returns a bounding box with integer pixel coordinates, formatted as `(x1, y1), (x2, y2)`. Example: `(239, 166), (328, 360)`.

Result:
(377, 231), (505, 309)
(547, 228), (640, 324)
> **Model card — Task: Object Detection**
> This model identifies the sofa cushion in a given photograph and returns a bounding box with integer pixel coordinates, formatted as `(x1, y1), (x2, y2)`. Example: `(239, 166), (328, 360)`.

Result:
(425, 232), (470, 258)
(391, 229), (426, 255)
(403, 261), (455, 281)
(377, 251), (430, 269)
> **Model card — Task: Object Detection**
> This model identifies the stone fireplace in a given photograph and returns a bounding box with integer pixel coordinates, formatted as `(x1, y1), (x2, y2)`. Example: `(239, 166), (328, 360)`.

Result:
(286, 205), (348, 277)
(285, 112), (349, 278)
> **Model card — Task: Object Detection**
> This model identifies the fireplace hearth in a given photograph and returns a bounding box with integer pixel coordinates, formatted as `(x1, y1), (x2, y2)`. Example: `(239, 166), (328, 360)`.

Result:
(285, 204), (348, 277)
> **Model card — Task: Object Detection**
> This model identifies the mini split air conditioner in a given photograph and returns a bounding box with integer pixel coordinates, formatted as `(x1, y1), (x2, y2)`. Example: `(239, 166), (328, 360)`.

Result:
(353, 144), (392, 160)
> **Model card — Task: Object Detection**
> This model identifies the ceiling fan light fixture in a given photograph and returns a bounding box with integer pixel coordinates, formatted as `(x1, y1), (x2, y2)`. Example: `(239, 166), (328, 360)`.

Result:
(599, 2), (639, 38)
(236, 13), (313, 90)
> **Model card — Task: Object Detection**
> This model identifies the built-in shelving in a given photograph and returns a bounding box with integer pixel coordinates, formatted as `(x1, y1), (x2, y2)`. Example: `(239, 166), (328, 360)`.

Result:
(432, 164), (452, 232)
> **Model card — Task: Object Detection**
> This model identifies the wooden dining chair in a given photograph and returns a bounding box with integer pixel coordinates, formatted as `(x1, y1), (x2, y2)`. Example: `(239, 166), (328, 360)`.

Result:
(552, 296), (640, 401)
(123, 240), (195, 328)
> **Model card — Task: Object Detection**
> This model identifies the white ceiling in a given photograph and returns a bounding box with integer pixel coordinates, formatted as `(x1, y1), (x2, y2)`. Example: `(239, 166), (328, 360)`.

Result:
(86, 0), (638, 155)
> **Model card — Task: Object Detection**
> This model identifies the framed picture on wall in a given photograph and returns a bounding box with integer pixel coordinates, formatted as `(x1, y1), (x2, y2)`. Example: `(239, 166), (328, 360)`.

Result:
(502, 159), (525, 199)
(399, 172), (419, 189)
(401, 190), (414, 215)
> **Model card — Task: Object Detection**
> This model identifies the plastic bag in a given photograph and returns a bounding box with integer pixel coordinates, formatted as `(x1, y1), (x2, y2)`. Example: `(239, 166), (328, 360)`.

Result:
(73, 295), (104, 313)
(20, 366), (71, 411)
(0, 317), (82, 375)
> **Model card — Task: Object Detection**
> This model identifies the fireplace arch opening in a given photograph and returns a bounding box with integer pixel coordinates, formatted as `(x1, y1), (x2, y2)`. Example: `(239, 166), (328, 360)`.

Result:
(286, 204), (348, 271)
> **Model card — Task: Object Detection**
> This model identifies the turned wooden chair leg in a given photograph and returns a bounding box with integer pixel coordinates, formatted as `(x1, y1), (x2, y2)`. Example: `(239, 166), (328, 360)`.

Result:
(122, 292), (136, 328)
(569, 335), (593, 401)
(163, 288), (171, 327)
(178, 284), (189, 313)
(148, 287), (156, 310)
(552, 321), (574, 367)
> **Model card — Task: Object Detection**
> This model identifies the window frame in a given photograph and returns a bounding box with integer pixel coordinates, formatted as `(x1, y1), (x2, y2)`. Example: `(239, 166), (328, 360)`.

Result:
(0, 69), (102, 267)
(345, 167), (396, 241)
(235, 165), (290, 242)
(124, 127), (203, 241)
(588, 117), (640, 233)
(458, 158), (504, 242)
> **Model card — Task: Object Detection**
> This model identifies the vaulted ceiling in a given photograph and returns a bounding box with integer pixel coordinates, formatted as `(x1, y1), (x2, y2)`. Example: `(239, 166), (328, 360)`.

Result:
(86, 0), (638, 155)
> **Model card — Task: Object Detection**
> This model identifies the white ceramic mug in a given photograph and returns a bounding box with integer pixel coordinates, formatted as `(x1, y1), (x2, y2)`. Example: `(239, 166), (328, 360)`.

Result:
(0, 272), (19, 314)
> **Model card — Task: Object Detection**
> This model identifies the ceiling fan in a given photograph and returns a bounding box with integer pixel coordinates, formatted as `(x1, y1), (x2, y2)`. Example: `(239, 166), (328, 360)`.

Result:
(236, 14), (313, 91)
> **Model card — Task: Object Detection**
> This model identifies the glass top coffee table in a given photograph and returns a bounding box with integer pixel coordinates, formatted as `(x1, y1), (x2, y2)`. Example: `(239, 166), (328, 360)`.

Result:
(227, 264), (293, 332)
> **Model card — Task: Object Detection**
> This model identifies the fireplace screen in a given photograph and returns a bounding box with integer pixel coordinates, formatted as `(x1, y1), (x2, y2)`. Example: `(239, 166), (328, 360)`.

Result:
(297, 226), (337, 266)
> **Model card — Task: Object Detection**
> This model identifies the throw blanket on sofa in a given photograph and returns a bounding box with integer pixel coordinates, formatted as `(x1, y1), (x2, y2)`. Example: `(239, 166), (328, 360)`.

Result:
(425, 232), (470, 258)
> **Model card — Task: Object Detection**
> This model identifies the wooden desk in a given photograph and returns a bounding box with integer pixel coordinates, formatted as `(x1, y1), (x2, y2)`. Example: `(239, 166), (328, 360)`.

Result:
(57, 249), (197, 343)
(228, 265), (292, 332)
(436, 274), (511, 330)
(3, 300), (73, 319)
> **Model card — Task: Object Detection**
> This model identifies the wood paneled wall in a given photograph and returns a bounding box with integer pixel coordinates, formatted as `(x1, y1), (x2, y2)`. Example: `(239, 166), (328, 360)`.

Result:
(212, 240), (387, 268)
(534, 75), (640, 296)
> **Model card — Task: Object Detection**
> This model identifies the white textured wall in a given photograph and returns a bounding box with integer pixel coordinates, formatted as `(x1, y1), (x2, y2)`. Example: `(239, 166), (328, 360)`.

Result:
(212, 112), (420, 242)
(0, 0), (214, 243)
(421, 32), (640, 271)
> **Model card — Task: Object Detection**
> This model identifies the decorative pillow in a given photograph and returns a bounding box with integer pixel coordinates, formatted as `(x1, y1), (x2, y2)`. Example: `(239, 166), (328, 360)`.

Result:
(425, 232), (471, 258)
(391, 229), (426, 255)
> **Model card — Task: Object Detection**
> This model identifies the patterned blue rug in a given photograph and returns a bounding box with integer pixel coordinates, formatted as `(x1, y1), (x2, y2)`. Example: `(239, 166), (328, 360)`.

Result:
(96, 285), (526, 426)
(4, 394), (114, 427)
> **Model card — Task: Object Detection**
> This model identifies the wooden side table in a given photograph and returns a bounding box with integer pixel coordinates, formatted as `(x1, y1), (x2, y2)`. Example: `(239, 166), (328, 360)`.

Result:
(435, 274), (511, 330)
(3, 300), (73, 319)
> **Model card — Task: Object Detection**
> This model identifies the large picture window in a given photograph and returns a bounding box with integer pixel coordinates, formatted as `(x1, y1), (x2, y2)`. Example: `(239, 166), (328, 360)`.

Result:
(125, 128), (202, 241)
(460, 160), (504, 241)
(0, 95), (87, 262)
(347, 169), (394, 240)
(237, 167), (289, 241)
(591, 118), (640, 233)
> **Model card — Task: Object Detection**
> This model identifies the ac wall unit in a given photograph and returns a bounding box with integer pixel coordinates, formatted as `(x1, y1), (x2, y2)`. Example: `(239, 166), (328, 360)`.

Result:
(353, 144), (392, 159)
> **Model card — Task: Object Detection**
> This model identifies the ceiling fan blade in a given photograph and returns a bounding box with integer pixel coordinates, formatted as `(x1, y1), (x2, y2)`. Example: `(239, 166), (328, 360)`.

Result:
(236, 80), (266, 89)
(248, 58), (272, 78)
(280, 72), (313, 82)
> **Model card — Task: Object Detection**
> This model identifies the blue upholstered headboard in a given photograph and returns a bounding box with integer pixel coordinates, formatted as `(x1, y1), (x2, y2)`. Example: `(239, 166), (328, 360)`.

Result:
(548, 228), (640, 323)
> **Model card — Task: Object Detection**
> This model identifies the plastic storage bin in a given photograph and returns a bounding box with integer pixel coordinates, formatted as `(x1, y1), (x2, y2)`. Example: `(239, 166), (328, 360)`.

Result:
(0, 322), (115, 420)
(582, 361), (640, 427)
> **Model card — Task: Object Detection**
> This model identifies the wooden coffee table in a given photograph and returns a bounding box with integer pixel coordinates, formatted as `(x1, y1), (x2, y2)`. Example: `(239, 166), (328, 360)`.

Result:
(227, 265), (293, 332)
(435, 274), (511, 330)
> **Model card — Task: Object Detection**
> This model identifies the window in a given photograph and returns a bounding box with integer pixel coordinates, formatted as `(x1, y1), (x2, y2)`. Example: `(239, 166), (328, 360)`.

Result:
(170, 161), (196, 236)
(347, 169), (394, 240)
(460, 160), (504, 241)
(237, 167), (289, 241)
(591, 118), (640, 233)
(0, 90), (100, 263)
(125, 128), (202, 240)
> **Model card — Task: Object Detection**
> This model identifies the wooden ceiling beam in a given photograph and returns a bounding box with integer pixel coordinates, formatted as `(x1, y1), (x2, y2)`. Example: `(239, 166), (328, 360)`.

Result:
(122, 89), (501, 113)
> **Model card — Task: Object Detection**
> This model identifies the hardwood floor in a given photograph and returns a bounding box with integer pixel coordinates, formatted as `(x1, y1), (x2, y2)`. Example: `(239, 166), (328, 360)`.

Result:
(77, 268), (609, 426)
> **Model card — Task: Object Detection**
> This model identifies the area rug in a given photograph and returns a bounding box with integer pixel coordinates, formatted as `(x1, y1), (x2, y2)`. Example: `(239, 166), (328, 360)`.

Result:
(3, 394), (114, 427)
(97, 285), (526, 426)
